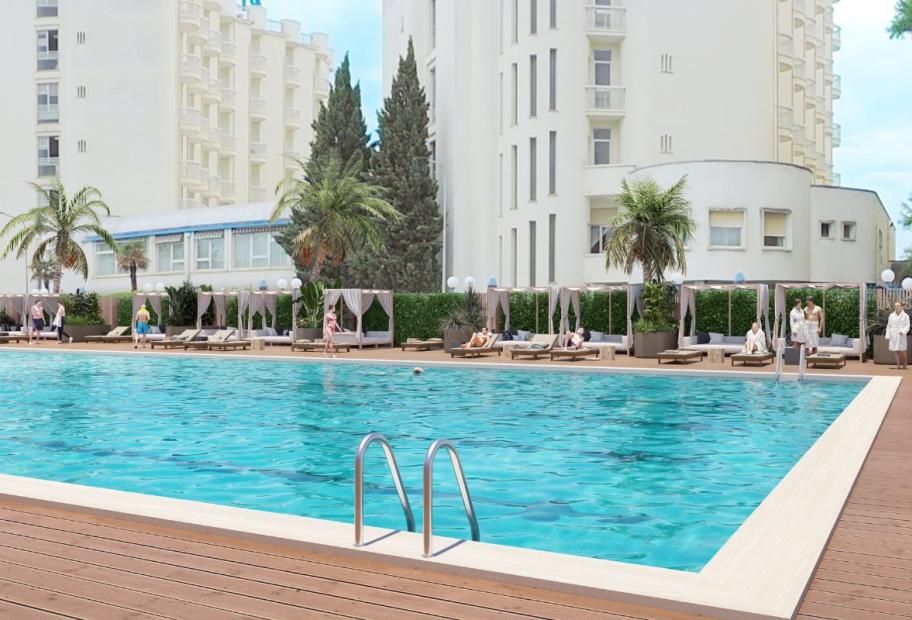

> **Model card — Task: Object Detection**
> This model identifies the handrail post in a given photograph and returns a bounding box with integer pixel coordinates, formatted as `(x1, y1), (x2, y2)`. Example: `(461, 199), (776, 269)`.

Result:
(423, 439), (480, 558)
(354, 433), (416, 546)
(798, 344), (806, 381)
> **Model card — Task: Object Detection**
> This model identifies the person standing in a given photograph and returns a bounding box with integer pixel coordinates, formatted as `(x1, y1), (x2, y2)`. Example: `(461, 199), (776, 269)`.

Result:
(323, 306), (338, 357)
(134, 305), (151, 349)
(886, 302), (910, 370)
(803, 297), (824, 355)
(789, 299), (805, 349)
(53, 303), (73, 343)
(29, 300), (45, 345)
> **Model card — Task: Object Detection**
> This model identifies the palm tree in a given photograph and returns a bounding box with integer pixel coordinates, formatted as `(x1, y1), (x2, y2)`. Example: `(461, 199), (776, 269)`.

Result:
(604, 175), (696, 284)
(30, 255), (55, 291)
(271, 154), (400, 282)
(889, 0), (912, 39)
(115, 240), (149, 292)
(0, 179), (117, 292)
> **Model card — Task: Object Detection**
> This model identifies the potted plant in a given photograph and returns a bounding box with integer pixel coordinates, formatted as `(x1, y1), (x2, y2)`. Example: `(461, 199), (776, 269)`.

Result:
(163, 280), (198, 336)
(60, 291), (109, 341)
(297, 281), (325, 341)
(439, 285), (484, 353)
(869, 305), (912, 364)
(603, 175), (696, 358)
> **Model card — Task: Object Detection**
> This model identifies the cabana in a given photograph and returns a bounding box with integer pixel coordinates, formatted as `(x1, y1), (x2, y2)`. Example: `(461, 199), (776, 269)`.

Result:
(678, 284), (771, 356)
(237, 291), (280, 340)
(556, 285), (641, 355)
(0, 294), (26, 331)
(485, 286), (555, 336)
(24, 293), (62, 340)
(324, 289), (394, 348)
(772, 282), (866, 360)
(131, 292), (167, 341)
(196, 291), (237, 330)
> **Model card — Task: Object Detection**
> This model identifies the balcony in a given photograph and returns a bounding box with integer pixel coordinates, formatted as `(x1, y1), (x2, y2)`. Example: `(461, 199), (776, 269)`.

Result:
(190, 65), (209, 93)
(284, 107), (302, 128)
(314, 77), (331, 97)
(833, 25), (841, 51)
(37, 156), (59, 178)
(778, 32), (794, 68)
(585, 5), (626, 42)
(220, 180), (236, 199)
(203, 29), (221, 55)
(180, 161), (201, 185)
(583, 164), (635, 197)
(179, 0), (201, 32)
(37, 0), (58, 18)
(249, 186), (269, 202)
(37, 50), (59, 72)
(832, 123), (841, 147)
(204, 122), (220, 147)
(204, 174), (221, 197)
(250, 98), (267, 119)
(250, 142), (268, 163)
(284, 149), (302, 162)
(220, 133), (236, 153)
(180, 198), (203, 210)
(250, 53), (268, 76)
(585, 86), (626, 117)
(199, 167), (209, 189)
(221, 41), (237, 63)
(220, 87), (236, 107)
(180, 107), (201, 134)
(180, 54), (201, 83)
(203, 75), (221, 103)
(832, 74), (841, 99)
(37, 104), (59, 123)
(192, 116), (210, 144)
(794, 0), (814, 22)
(284, 64), (303, 88)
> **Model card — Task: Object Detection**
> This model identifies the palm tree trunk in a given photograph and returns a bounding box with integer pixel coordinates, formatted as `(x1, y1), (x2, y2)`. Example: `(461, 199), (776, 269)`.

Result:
(643, 266), (653, 284)
(310, 260), (324, 282)
(130, 264), (137, 292)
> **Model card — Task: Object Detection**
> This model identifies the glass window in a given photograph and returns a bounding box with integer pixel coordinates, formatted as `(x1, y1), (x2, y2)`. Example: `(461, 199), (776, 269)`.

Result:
(530, 0), (537, 34)
(511, 63), (518, 125)
(511, 0), (518, 43)
(233, 231), (290, 268)
(529, 55), (537, 117)
(156, 238), (185, 272)
(95, 242), (115, 275)
(37, 29), (58, 70)
(763, 211), (789, 248)
(429, 0), (436, 48)
(709, 210), (744, 247)
(548, 131), (556, 194)
(510, 145), (518, 210)
(548, 214), (556, 282)
(820, 221), (833, 238)
(37, 135), (59, 177)
(529, 137), (537, 201)
(195, 236), (225, 270)
(841, 221), (856, 241)
(428, 67), (436, 124)
(529, 220), (537, 286)
(594, 50), (611, 85)
(37, 82), (59, 123)
(593, 128), (611, 165)
(548, 49), (557, 110)
(549, 0), (556, 28)
(37, 0), (58, 18)
(589, 225), (612, 254)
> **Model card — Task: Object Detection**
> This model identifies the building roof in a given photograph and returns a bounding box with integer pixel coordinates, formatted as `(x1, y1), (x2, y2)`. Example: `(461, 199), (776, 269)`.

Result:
(85, 203), (290, 242)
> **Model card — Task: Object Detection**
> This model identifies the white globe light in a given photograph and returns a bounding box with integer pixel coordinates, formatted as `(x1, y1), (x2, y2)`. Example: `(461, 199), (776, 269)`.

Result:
(30, 289), (40, 295)
(902, 278), (912, 291)
(464, 276), (475, 289)
(277, 278), (289, 290)
(155, 282), (165, 292)
(881, 269), (896, 284)
(143, 283), (154, 293)
(446, 276), (459, 289)
(40, 287), (49, 295)
(672, 272), (684, 286)
(291, 277), (303, 289)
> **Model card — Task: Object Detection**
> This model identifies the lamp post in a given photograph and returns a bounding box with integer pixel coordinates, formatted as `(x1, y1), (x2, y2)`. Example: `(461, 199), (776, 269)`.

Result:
(0, 212), (28, 295)
(413, 156), (447, 292)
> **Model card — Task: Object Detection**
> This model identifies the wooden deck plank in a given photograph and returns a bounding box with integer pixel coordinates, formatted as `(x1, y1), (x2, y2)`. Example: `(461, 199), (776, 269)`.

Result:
(0, 597), (70, 620)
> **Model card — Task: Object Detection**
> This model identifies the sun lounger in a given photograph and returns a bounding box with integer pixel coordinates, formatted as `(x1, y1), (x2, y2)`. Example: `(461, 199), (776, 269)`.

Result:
(401, 338), (444, 351)
(657, 349), (702, 364)
(291, 339), (352, 353)
(806, 353), (847, 368)
(450, 334), (501, 358)
(206, 339), (251, 351)
(0, 333), (28, 343)
(549, 347), (599, 362)
(84, 326), (132, 343)
(184, 329), (236, 350)
(151, 329), (202, 349)
(731, 351), (775, 366)
(510, 335), (558, 360)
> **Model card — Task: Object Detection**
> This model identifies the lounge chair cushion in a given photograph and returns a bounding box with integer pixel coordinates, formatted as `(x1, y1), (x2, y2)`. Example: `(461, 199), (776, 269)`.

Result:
(517, 330), (531, 341)
(265, 327), (278, 337)
(828, 333), (849, 347)
(696, 331), (710, 344)
(722, 336), (744, 345)
(709, 332), (724, 344)
(365, 331), (391, 339)
(150, 325), (162, 334)
(589, 330), (604, 342)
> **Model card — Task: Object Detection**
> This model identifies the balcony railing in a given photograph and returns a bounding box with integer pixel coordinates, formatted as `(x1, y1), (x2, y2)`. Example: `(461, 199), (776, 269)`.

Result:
(249, 186), (268, 201)
(284, 64), (302, 86)
(314, 77), (331, 95)
(220, 134), (236, 152)
(778, 32), (794, 58)
(180, 107), (201, 132)
(586, 5), (626, 35)
(250, 143), (268, 160)
(37, 50), (59, 71)
(221, 41), (236, 62)
(204, 29), (221, 54)
(833, 25), (841, 51)
(180, 54), (201, 82)
(199, 168), (209, 186)
(180, 198), (203, 210)
(180, 161), (201, 184)
(221, 180), (235, 197)
(832, 74), (841, 99)
(37, 0), (58, 18)
(179, 0), (201, 30)
(832, 123), (841, 147)
(284, 107), (301, 126)
(206, 174), (220, 195)
(250, 98), (267, 116)
(250, 53), (268, 74)
(37, 104), (59, 123)
(221, 87), (236, 106)
(266, 19), (283, 33)
(37, 156), (59, 178)
(585, 86), (626, 114)
(206, 124), (220, 145)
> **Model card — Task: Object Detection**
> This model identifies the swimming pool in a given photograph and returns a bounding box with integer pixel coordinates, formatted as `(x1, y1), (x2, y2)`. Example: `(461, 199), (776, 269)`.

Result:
(0, 351), (863, 571)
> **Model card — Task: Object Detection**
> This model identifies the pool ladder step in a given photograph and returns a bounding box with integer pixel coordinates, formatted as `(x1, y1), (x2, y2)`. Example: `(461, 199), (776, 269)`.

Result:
(353, 433), (480, 557)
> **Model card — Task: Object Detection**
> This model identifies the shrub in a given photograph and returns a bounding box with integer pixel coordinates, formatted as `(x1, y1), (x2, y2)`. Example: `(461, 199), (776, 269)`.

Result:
(635, 283), (675, 333)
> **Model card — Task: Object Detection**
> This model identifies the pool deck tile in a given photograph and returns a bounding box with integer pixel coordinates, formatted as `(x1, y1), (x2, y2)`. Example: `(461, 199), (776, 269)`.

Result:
(2, 341), (911, 619)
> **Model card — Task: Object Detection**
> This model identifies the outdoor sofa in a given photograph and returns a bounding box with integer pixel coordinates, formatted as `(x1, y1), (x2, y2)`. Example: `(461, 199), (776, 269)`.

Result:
(680, 335), (745, 356)
(249, 327), (293, 346)
(334, 330), (394, 348)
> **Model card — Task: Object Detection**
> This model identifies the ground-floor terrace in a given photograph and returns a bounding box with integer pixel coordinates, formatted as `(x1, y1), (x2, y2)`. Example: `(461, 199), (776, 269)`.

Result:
(0, 342), (909, 619)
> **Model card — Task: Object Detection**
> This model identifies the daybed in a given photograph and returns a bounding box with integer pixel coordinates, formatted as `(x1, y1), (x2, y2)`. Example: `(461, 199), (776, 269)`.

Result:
(401, 338), (444, 351)
(731, 351), (775, 367)
(249, 327), (293, 346)
(681, 335), (745, 356)
(816, 335), (864, 359)
(334, 330), (394, 348)
(451, 335), (501, 358)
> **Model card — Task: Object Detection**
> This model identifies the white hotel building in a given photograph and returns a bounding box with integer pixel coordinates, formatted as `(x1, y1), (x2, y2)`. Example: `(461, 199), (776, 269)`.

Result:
(0, 0), (332, 293)
(384, 0), (894, 287)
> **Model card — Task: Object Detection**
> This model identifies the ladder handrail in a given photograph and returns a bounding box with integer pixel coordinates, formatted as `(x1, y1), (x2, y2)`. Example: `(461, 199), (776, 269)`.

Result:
(423, 438), (480, 557)
(775, 338), (784, 380)
(354, 432), (416, 546)
(798, 343), (807, 381)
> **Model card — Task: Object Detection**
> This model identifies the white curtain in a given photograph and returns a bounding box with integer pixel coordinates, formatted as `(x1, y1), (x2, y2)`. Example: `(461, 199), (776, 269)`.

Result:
(773, 284), (787, 339)
(342, 288), (368, 347)
(499, 290), (511, 331)
(859, 283), (867, 355)
(247, 294), (264, 334)
(324, 288), (343, 312)
(212, 294), (227, 327)
(558, 288), (570, 335)
(547, 285), (559, 334)
(197, 292), (213, 329)
(755, 284), (770, 343)
(237, 291), (249, 334)
(627, 284), (642, 350)
(677, 286), (692, 346)
(570, 289), (581, 331)
(486, 288), (500, 330)
(40, 295), (59, 320)
(264, 293), (277, 329)
(376, 291), (394, 335)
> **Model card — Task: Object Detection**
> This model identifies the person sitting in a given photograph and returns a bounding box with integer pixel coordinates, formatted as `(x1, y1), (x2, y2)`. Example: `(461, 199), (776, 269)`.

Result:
(562, 327), (586, 349)
(463, 327), (491, 348)
(742, 322), (768, 354)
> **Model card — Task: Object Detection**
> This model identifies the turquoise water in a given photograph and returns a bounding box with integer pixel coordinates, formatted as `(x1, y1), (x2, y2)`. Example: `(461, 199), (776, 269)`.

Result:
(0, 351), (863, 571)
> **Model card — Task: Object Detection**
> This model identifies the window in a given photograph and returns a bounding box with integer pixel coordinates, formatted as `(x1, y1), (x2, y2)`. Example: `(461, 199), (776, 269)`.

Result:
(156, 235), (185, 272)
(841, 221), (856, 241)
(593, 128), (611, 165)
(530, 0), (537, 34)
(529, 221), (537, 286)
(428, 67), (437, 124)
(498, 0), (504, 53)
(511, 228), (518, 286)
(529, 55), (537, 117)
(498, 72), (504, 133)
(233, 230), (291, 268)
(548, 49), (557, 110)
(510, 145), (518, 210)
(511, 63), (518, 125)
(195, 233), (225, 270)
(589, 225), (612, 254)
(37, 83), (58, 123)
(76, 85), (87, 99)
(511, 0), (518, 43)
(548, 214), (556, 282)
(548, 131), (556, 194)
(709, 210), (744, 248)
(429, 0), (436, 49)
(498, 153), (504, 216)
(594, 49), (611, 85)
(77, 139), (87, 153)
(819, 220), (833, 239)
(549, 0), (557, 28)
(37, 0), (58, 18)
(762, 211), (789, 248)
(660, 134), (673, 154)
(529, 137), (537, 201)
(95, 242), (115, 275)
(76, 31), (87, 45)
(660, 53), (673, 73)
(37, 135), (59, 177)
(37, 30), (59, 71)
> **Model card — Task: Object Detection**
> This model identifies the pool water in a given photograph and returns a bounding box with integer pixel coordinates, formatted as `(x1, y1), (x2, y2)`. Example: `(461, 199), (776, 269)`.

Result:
(0, 351), (863, 571)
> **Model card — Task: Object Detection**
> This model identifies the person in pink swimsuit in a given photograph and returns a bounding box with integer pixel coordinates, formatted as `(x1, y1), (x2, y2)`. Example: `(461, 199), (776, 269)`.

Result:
(323, 307), (338, 357)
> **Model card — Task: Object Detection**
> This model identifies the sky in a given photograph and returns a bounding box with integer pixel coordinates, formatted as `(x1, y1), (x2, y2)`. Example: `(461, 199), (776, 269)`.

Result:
(270, 0), (912, 251)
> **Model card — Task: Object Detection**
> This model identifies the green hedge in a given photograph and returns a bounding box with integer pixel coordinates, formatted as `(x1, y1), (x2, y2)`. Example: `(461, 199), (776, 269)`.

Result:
(363, 293), (463, 342)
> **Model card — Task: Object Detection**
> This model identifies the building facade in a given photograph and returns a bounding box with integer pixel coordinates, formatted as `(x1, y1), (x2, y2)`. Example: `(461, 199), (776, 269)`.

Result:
(0, 0), (331, 292)
(383, 0), (888, 287)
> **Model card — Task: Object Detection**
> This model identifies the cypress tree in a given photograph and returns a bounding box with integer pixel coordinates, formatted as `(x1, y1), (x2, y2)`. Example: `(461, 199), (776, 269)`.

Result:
(348, 38), (441, 292)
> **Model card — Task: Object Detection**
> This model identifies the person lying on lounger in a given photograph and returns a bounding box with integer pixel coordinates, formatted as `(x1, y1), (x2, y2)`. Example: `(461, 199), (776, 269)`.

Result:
(742, 322), (768, 354)
(562, 327), (585, 349)
(463, 327), (491, 348)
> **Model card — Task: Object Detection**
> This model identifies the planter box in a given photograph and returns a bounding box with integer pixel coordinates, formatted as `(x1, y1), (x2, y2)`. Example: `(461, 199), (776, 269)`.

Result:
(634, 331), (678, 358)
(298, 327), (322, 341)
(873, 335), (912, 364)
(65, 324), (110, 343)
(443, 326), (473, 353)
(166, 325), (195, 337)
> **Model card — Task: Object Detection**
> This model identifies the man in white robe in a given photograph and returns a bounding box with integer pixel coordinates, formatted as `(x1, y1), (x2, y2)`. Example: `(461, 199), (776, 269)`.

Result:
(886, 302), (910, 369)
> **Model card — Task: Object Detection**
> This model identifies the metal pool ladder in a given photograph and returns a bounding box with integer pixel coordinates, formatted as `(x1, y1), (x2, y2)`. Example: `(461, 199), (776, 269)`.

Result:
(423, 439), (480, 557)
(798, 343), (807, 381)
(354, 433), (416, 546)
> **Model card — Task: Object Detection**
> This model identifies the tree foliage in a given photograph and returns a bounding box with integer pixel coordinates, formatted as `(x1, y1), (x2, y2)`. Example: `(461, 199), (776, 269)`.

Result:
(115, 240), (149, 292)
(889, 0), (912, 39)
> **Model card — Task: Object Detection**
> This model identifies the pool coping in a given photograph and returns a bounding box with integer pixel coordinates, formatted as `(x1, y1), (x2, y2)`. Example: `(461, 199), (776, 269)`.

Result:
(0, 347), (899, 619)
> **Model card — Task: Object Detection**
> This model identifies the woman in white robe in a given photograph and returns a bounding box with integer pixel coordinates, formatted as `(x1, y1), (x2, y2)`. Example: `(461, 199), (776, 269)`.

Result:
(743, 322), (768, 354)
(804, 298), (823, 354)
(885, 302), (910, 369)
(789, 299), (805, 348)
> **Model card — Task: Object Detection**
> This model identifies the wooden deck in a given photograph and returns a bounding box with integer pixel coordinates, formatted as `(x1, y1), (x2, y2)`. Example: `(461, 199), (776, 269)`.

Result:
(1, 342), (910, 618)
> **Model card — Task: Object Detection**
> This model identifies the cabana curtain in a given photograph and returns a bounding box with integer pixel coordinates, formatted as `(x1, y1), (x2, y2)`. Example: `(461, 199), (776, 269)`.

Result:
(131, 293), (164, 324)
(676, 284), (771, 346)
(323, 288), (394, 348)
(196, 292), (213, 329)
(772, 283), (866, 351)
